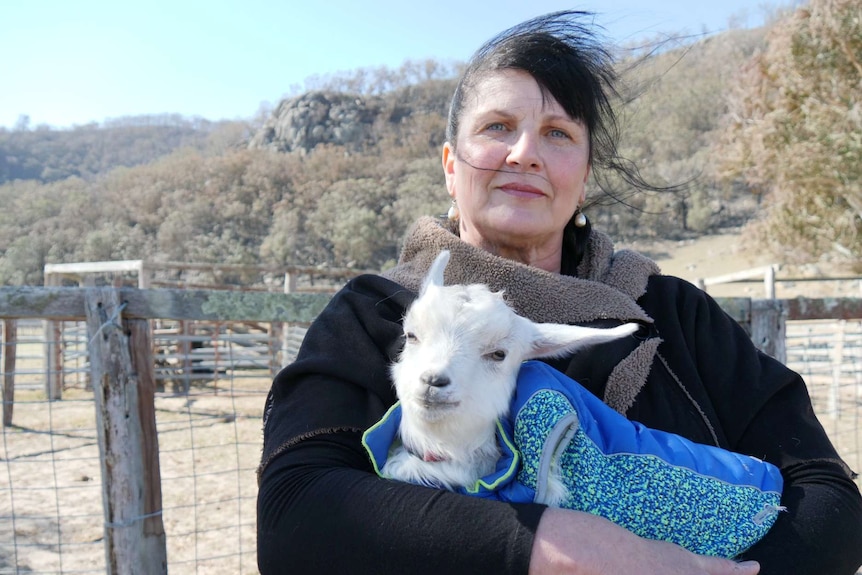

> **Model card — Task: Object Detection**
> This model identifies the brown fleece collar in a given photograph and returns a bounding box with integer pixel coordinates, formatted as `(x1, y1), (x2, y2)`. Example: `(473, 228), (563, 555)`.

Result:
(383, 216), (663, 413)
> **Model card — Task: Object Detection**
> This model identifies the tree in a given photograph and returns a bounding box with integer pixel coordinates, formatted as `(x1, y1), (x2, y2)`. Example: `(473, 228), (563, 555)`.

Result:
(13, 114), (30, 132)
(305, 177), (400, 267)
(719, 0), (862, 264)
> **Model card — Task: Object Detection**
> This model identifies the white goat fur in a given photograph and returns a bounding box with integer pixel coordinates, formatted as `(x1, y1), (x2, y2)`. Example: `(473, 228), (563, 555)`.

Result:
(384, 250), (639, 503)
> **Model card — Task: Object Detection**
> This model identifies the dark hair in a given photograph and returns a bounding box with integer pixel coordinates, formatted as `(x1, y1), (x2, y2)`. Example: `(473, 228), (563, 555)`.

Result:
(446, 11), (662, 273)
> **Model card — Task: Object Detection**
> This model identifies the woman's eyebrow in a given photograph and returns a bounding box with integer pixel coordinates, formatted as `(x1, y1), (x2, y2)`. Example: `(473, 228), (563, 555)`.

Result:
(472, 109), (580, 125)
(543, 112), (583, 126)
(473, 108), (517, 121)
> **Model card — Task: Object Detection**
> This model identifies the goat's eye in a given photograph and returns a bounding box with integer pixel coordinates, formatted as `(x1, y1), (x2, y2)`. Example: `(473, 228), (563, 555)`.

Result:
(404, 332), (418, 344)
(484, 349), (507, 362)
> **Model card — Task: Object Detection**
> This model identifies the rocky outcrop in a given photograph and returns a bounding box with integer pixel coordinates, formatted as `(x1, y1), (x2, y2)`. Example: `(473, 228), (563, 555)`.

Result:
(248, 80), (456, 154)
(248, 91), (384, 153)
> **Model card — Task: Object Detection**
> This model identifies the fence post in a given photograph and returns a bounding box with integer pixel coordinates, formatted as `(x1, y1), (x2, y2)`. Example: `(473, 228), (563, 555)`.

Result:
(764, 265), (776, 299)
(43, 318), (64, 400)
(179, 320), (193, 394)
(269, 321), (284, 376)
(85, 288), (167, 574)
(44, 270), (64, 400)
(126, 316), (167, 539)
(828, 320), (846, 419)
(750, 299), (787, 363)
(281, 271), (298, 369)
(3, 319), (16, 426)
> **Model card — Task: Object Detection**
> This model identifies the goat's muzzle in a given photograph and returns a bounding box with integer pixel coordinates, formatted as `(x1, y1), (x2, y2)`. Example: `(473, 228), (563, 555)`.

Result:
(420, 371), (450, 388)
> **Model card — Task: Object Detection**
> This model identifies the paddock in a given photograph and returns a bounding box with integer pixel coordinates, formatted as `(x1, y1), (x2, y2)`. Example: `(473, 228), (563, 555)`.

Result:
(1, 288), (861, 574)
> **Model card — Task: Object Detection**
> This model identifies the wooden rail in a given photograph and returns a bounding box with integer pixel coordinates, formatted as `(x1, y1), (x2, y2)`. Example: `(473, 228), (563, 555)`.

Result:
(0, 286), (332, 322)
(698, 265), (779, 298)
(697, 265), (862, 299)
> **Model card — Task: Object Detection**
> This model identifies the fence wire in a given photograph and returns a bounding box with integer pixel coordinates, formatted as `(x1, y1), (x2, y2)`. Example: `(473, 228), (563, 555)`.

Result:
(1, 318), (861, 574)
(1, 319), (288, 574)
(785, 319), (862, 481)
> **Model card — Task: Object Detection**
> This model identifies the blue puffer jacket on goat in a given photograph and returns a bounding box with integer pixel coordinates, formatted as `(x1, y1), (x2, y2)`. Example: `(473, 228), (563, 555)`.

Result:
(363, 360), (784, 558)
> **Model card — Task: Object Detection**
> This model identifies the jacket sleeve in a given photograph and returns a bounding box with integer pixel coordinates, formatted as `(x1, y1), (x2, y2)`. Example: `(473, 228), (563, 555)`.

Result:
(257, 275), (545, 574)
(650, 276), (862, 575)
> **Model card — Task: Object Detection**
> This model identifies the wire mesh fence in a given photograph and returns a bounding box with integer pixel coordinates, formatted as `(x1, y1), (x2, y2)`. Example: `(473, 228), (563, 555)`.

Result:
(1, 313), (861, 574)
(1, 318), (308, 574)
(785, 319), (862, 481)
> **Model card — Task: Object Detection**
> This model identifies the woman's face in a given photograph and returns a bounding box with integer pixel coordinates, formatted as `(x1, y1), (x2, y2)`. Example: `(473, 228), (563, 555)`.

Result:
(443, 69), (591, 270)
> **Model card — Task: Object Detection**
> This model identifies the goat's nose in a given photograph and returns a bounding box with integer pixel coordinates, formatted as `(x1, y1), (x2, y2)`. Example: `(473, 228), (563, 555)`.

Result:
(420, 371), (450, 388)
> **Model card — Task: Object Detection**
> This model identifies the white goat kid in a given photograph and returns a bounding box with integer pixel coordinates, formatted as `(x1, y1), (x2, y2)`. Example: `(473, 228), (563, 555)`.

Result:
(384, 249), (639, 502)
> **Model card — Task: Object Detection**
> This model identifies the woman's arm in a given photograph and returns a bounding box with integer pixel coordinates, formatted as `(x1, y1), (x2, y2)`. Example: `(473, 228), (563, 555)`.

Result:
(734, 382), (862, 575)
(531, 508), (760, 575)
(257, 430), (762, 575)
(257, 432), (543, 574)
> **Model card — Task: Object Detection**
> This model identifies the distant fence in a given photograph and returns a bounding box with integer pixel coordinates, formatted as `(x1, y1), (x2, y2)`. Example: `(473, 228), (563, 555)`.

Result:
(1, 288), (861, 574)
(697, 264), (862, 299)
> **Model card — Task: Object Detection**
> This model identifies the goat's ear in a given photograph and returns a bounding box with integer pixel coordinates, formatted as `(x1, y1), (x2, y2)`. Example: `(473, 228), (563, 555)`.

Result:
(420, 250), (451, 295)
(525, 321), (640, 360)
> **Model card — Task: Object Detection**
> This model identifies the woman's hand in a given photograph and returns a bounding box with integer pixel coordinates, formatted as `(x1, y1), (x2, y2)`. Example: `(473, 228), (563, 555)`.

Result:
(529, 508), (760, 575)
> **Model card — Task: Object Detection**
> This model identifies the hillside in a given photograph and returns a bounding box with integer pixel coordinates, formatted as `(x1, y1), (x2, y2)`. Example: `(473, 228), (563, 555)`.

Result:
(0, 115), (250, 184)
(0, 26), (782, 286)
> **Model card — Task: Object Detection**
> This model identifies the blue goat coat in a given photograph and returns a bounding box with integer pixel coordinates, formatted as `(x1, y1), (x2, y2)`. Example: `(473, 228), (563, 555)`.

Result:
(363, 361), (784, 558)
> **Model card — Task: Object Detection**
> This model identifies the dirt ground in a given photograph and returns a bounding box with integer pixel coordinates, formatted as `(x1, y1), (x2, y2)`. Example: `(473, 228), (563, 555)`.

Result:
(1, 377), (264, 574)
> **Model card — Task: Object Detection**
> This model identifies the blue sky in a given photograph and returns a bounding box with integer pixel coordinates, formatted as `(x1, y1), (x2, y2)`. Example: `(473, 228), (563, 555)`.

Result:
(0, 0), (790, 129)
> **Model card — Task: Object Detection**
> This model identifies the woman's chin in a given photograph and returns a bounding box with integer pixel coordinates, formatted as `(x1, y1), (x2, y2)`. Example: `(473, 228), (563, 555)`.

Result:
(471, 213), (560, 243)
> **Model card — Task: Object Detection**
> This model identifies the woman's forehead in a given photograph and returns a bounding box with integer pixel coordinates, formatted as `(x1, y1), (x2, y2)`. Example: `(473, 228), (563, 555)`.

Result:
(465, 70), (571, 117)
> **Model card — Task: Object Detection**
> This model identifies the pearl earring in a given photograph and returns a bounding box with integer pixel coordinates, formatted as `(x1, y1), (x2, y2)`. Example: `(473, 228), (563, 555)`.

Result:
(447, 200), (460, 222)
(574, 210), (587, 228)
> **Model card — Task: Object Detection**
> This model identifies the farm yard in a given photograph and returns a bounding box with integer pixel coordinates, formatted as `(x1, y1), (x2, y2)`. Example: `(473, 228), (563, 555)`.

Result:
(3, 1), (861, 570)
(1, 240), (862, 574)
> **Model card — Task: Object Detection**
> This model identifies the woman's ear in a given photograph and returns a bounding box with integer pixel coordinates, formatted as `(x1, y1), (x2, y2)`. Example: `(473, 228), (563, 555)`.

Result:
(442, 142), (456, 197)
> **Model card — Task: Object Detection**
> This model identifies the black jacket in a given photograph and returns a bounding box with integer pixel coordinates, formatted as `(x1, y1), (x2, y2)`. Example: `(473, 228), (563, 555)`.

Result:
(258, 219), (862, 574)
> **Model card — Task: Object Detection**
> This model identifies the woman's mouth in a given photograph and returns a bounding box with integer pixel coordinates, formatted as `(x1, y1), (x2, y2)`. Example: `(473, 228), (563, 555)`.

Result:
(498, 183), (546, 198)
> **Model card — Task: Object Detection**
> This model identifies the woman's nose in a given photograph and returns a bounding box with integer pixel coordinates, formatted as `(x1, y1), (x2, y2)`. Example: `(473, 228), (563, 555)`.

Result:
(506, 131), (541, 169)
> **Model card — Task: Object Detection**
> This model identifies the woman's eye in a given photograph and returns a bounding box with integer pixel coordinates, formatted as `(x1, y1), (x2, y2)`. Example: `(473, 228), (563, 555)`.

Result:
(485, 122), (507, 132)
(548, 128), (570, 139)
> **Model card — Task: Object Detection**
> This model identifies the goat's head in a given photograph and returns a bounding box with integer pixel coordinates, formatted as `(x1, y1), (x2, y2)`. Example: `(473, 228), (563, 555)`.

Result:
(390, 250), (640, 448)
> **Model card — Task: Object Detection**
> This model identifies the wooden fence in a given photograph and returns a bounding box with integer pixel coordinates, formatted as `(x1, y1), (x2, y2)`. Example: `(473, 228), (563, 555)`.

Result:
(697, 264), (862, 299)
(1, 286), (861, 573)
(0, 287), (329, 574)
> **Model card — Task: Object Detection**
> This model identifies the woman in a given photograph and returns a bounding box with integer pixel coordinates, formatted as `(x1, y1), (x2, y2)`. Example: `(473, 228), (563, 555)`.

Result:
(258, 11), (862, 574)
